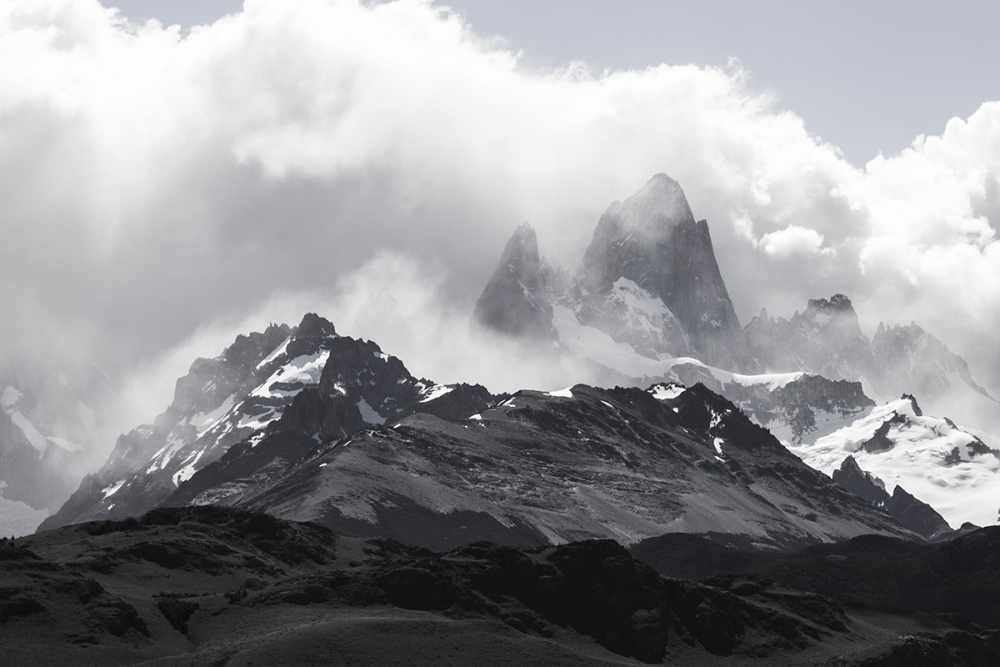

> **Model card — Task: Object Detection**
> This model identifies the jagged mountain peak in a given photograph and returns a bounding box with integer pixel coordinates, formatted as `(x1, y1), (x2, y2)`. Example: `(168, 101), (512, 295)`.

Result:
(577, 175), (750, 370)
(805, 293), (855, 313)
(599, 173), (696, 242)
(40, 314), (499, 532)
(501, 221), (542, 270)
(790, 394), (1000, 529)
(797, 294), (863, 329)
(295, 312), (338, 339)
(746, 293), (872, 382)
(832, 454), (954, 541)
(472, 222), (555, 342)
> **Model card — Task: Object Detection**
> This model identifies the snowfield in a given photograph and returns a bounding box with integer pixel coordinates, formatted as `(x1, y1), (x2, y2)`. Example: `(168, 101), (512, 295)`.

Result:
(789, 397), (1000, 528)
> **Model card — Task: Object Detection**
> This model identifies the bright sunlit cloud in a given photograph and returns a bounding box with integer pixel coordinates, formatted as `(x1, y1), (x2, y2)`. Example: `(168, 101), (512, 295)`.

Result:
(1, 0), (998, 457)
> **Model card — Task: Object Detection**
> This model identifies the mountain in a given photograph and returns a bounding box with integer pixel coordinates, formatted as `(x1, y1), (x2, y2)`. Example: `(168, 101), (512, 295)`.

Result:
(39, 314), (495, 533)
(831, 455), (954, 540)
(41, 311), (925, 554)
(871, 321), (993, 402)
(787, 394), (1000, 529)
(578, 174), (749, 369)
(474, 174), (749, 369)
(472, 222), (556, 343)
(202, 380), (918, 551)
(744, 295), (873, 384)
(746, 295), (1000, 433)
(8, 507), (1000, 667)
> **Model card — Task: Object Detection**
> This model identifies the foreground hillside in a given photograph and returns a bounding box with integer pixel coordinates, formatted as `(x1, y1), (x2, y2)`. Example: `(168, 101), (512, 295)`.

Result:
(6, 507), (1000, 666)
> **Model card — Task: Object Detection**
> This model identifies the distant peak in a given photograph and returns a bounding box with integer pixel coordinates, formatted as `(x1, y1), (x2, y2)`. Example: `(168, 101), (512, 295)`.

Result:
(645, 172), (682, 188)
(500, 222), (541, 263)
(295, 313), (338, 338)
(806, 294), (854, 313)
(617, 173), (694, 226)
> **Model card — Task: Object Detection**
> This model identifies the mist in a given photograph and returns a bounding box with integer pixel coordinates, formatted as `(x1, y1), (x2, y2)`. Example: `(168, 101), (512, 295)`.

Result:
(2, 0), (999, 469)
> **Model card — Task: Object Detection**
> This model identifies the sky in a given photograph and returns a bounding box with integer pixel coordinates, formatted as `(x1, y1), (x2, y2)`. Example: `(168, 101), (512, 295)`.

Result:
(2, 0), (999, 446)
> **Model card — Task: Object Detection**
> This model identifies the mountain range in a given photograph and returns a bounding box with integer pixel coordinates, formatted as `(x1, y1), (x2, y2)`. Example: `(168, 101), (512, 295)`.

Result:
(5, 172), (1000, 664)
(21, 173), (995, 543)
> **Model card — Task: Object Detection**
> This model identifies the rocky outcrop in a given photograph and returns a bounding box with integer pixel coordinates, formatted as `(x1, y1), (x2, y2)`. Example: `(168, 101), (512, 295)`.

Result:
(747, 298), (996, 410)
(832, 456), (953, 541)
(745, 294), (874, 381)
(720, 374), (875, 444)
(472, 222), (556, 343)
(578, 174), (750, 370)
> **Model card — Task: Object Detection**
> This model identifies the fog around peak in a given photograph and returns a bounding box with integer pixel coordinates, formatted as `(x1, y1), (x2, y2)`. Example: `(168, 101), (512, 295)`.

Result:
(1, 0), (998, 463)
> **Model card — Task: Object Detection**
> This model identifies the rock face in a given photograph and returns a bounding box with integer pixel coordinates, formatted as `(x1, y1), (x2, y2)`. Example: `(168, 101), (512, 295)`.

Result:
(472, 222), (556, 343)
(669, 368), (876, 445)
(745, 294), (874, 381)
(832, 456), (953, 541)
(579, 174), (749, 369)
(40, 314), (496, 533)
(473, 175), (748, 369)
(746, 296), (996, 409)
(872, 322), (993, 402)
(185, 381), (916, 552)
(43, 315), (918, 551)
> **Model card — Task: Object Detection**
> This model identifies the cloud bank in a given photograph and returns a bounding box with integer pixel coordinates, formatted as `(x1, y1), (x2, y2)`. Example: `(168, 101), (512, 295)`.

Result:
(1, 0), (998, 453)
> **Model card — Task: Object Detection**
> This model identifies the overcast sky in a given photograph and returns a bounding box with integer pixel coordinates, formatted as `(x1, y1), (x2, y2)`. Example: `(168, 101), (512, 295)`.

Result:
(2, 0), (999, 434)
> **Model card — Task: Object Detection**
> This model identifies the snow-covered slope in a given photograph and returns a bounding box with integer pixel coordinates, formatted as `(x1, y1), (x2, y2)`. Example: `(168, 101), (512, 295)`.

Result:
(788, 395), (1000, 528)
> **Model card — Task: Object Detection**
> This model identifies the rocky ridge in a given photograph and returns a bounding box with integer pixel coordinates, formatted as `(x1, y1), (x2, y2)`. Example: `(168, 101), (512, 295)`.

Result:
(39, 314), (495, 533)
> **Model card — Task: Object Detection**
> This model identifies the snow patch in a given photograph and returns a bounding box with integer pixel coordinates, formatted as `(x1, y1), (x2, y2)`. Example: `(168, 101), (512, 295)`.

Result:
(10, 412), (47, 455)
(649, 383), (685, 400)
(255, 335), (291, 369)
(46, 436), (83, 452)
(251, 350), (329, 399)
(547, 387), (574, 398)
(357, 398), (386, 425)
(419, 384), (454, 403)
(102, 480), (125, 499)
(190, 394), (237, 435)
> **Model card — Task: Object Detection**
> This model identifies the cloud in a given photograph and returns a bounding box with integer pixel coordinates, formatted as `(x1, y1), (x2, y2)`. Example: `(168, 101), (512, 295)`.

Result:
(1, 0), (999, 459)
(759, 224), (834, 258)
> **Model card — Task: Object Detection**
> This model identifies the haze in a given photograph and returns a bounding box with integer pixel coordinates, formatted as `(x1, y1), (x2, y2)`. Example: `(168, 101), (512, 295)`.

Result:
(2, 0), (998, 455)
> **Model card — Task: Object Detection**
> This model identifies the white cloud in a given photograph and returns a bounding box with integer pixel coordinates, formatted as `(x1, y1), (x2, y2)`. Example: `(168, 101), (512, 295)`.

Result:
(759, 224), (833, 258)
(1, 0), (999, 454)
